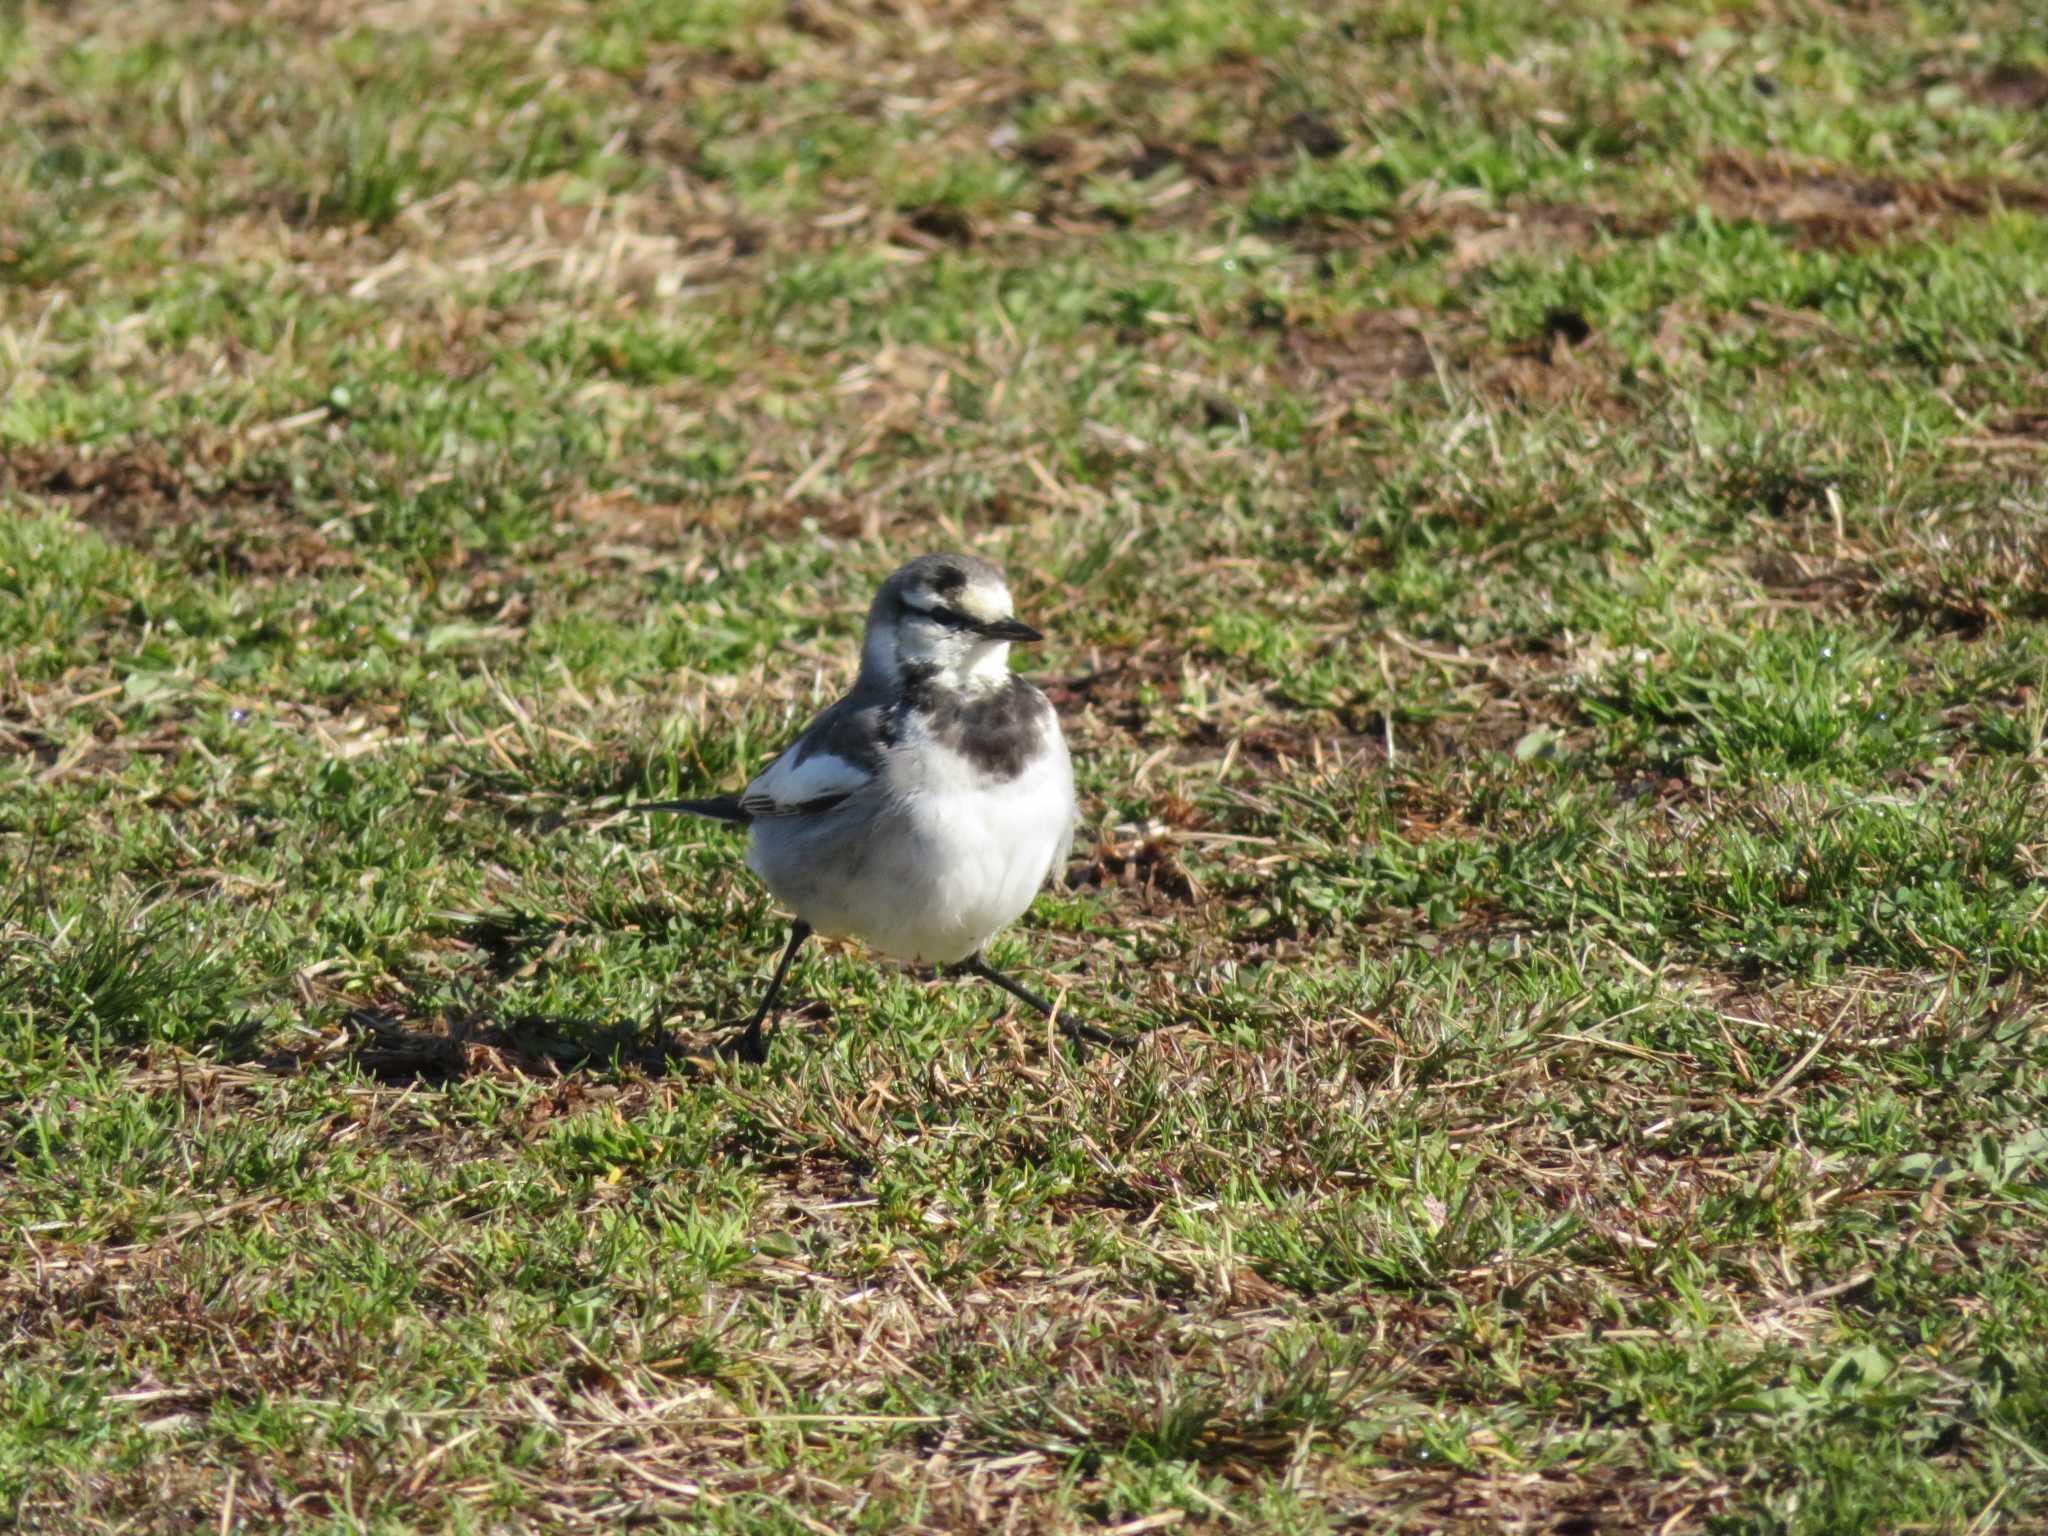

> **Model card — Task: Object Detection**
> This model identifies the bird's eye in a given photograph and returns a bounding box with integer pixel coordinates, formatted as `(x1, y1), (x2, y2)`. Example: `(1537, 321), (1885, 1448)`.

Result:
(925, 605), (979, 631)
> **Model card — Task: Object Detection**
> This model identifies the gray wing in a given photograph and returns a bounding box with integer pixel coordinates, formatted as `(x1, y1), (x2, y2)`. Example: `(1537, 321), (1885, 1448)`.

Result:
(738, 697), (888, 820)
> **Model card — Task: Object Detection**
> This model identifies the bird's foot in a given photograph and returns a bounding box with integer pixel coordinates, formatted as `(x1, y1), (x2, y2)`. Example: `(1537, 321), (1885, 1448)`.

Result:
(717, 1018), (770, 1064)
(1055, 1015), (1133, 1054)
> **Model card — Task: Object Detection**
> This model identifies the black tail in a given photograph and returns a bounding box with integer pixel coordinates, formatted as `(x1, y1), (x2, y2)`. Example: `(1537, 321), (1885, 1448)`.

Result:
(635, 795), (752, 826)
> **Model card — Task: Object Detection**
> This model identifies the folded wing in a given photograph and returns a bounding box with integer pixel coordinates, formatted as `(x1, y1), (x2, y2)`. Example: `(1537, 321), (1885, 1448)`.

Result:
(739, 744), (872, 819)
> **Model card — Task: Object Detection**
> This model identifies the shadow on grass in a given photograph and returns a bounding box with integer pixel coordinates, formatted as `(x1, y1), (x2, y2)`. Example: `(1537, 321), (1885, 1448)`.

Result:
(297, 1005), (714, 1083)
(282, 992), (839, 1085)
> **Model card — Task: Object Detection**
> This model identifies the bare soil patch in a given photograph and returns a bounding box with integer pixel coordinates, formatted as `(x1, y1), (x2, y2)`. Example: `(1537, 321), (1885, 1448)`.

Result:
(1702, 153), (2048, 246)
(0, 441), (351, 579)
(1977, 62), (2048, 110)
(1279, 307), (1441, 400)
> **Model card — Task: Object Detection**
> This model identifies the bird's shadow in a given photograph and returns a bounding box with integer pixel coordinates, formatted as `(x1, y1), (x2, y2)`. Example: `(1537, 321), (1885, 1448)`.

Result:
(270, 1001), (834, 1085)
(289, 1007), (685, 1084)
(263, 899), (823, 1084)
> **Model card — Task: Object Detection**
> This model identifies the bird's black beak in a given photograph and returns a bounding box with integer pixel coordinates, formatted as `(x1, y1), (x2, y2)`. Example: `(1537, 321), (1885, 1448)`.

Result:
(978, 617), (1043, 643)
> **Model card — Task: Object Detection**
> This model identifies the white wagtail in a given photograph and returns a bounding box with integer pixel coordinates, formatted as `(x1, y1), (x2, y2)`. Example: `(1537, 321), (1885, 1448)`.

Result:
(643, 553), (1103, 1061)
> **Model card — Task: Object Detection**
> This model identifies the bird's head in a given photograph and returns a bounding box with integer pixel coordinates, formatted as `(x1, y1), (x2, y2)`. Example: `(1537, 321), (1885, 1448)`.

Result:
(862, 553), (1042, 693)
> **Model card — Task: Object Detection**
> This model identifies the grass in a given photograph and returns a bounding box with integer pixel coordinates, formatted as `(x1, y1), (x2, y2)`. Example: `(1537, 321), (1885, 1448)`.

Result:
(3, 0), (2048, 1530)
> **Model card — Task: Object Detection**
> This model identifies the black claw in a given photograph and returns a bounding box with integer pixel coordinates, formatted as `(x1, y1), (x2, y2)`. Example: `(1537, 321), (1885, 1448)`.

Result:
(1057, 1016), (1124, 1051)
(720, 1018), (769, 1064)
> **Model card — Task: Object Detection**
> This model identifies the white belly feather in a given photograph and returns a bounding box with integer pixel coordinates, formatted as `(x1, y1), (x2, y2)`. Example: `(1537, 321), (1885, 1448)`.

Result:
(745, 712), (1074, 965)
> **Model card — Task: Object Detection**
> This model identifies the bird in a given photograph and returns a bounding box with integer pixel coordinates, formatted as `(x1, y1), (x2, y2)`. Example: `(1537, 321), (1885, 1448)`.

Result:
(641, 553), (1102, 1062)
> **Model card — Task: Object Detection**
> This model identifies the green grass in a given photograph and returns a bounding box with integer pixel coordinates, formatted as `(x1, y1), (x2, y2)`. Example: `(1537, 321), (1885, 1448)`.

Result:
(5, 0), (2048, 1531)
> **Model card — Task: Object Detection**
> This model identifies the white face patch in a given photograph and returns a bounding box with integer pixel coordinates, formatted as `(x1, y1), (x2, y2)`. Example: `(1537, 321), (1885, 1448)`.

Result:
(887, 599), (1021, 695)
(955, 580), (1011, 624)
(896, 579), (1012, 628)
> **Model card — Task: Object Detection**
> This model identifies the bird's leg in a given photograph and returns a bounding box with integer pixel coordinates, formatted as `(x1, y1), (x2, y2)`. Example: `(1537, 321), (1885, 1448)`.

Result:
(728, 920), (811, 1063)
(953, 951), (1118, 1049)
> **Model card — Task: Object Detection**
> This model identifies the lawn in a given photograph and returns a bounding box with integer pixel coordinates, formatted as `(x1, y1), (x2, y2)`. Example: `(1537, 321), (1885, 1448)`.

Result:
(4, 1), (2048, 1531)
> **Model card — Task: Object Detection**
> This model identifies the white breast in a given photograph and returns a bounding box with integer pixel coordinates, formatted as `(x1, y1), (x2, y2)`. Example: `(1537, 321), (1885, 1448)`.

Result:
(747, 702), (1075, 965)
(884, 719), (1075, 963)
